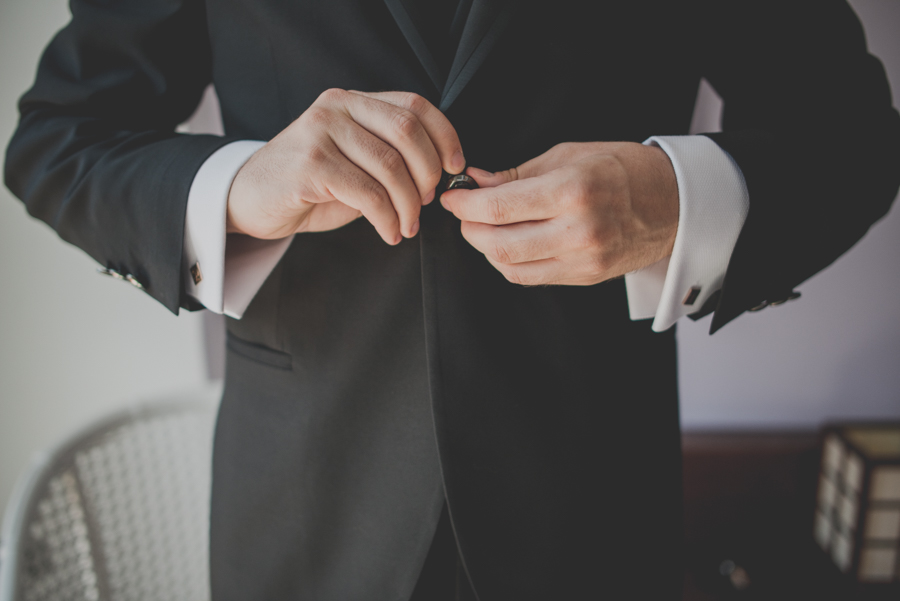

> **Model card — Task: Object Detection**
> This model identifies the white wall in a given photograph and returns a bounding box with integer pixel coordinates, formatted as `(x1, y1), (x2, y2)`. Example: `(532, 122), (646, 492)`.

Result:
(1, 0), (898, 520)
(678, 0), (900, 429)
(0, 0), (211, 517)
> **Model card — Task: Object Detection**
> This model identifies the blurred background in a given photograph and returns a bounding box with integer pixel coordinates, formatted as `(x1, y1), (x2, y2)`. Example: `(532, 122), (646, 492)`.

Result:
(0, 0), (898, 596)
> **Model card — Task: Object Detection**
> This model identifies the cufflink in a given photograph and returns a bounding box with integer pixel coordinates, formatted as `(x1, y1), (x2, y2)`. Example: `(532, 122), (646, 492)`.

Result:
(770, 291), (801, 306)
(190, 261), (203, 285)
(98, 266), (144, 290)
(748, 300), (768, 312)
(125, 274), (144, 290)
(682, 286), (701, 306)
(97, 267), (125, 280)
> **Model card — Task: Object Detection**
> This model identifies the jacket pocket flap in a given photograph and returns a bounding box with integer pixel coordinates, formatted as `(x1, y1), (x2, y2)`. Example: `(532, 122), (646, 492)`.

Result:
(226, 332), (292, 371)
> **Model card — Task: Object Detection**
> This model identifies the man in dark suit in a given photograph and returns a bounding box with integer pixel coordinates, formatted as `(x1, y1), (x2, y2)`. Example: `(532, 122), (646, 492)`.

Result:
(6, 0), (900, 598)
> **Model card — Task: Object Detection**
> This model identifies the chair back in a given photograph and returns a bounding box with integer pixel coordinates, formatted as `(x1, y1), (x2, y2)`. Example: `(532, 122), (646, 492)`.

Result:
(0, 400), (217, 601)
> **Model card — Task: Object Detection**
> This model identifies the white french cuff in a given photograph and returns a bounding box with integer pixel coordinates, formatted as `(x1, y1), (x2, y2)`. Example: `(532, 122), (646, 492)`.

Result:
(624, 135), (749, 332)
(221, 234), (294, 318)
(184, 139), (294, 319)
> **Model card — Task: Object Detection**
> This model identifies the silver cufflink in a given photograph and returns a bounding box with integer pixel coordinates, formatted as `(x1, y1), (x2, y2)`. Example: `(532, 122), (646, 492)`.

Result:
(125, 274), (144, 290)
(97, 267), (125, 280)
(748, 300), (768, 312)
(97, 267), (144, 290)
(770, 291), (801, 306)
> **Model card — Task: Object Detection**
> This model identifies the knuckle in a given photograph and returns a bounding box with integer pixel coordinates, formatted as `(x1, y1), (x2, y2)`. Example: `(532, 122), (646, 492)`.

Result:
(403, 92), (428, 114)
(610, 159), (629, 189)
(303, 106), (334, 128)
(487, 197), (509, 224)
(491, 241), (513, 265)
(553, 141), (575, 155)
(601, 153), (625, 171)
(360, 179), (390, 209)
(302, 143), (332, 167)
(598, 155), (628, 187)
(549, 141), (578, 162)
(374, 144), (405, 176)
(565, 176), (594, 206)
(391, 110), (421, 140)
(317, 87), (347, 105)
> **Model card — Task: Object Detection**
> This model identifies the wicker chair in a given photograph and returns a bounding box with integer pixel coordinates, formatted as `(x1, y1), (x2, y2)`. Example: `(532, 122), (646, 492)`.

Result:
(0, 399), (218, 601)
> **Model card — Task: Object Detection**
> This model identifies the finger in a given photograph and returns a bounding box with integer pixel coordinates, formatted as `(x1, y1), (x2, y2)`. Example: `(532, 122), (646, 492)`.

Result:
(340, 92), (443, 201)
(466, 145), (576, 188)
(487, 254), (603, 286)
(487, 245), (612, 286)
(319, 152), (402, 245)
(460, 220), (570, 264)
(330, 119), (423, 238)
(350, 90), (466, 175)
(485, 255), (571, 287)
(296, 201), (362, 234)
(464, 166), (517, 188)
(440, 176), (562, 225)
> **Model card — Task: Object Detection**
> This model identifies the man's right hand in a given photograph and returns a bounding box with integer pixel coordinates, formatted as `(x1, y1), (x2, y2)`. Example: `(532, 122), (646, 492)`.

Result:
(226, 89), (466, 245)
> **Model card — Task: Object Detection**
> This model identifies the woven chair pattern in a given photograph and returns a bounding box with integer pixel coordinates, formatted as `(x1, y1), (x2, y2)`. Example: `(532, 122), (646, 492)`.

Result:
(3, 404), (215, 601)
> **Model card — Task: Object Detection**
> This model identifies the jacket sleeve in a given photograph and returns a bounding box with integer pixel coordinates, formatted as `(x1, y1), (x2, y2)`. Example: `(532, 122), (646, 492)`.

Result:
(691, 0), (900, 333)
(4, 0), (239, 314)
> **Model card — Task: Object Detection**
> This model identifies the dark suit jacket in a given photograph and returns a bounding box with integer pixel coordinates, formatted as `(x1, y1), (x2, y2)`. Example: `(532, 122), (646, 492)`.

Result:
(6, 0), (900, 599)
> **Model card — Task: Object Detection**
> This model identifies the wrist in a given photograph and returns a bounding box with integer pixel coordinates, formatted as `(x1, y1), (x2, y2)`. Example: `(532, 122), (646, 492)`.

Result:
(225, 164), (309, 240)
(654, 145), (679, 257)
(631, 144), (679, 263)
(225, 199), (243, 235)
(225, 155), (264, 237)
(225, 184), (247, 235)
(223, 142), (267, 236)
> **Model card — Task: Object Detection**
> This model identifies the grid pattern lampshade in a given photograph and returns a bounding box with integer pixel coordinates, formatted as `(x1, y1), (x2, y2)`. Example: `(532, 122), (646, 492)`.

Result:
(814, 424), (900, 583)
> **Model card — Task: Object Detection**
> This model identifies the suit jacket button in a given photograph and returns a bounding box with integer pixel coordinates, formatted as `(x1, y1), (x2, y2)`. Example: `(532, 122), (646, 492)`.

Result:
(446, 173), (478, 190)
(748, 300), (768, 312)
(125, 274), (144, 290)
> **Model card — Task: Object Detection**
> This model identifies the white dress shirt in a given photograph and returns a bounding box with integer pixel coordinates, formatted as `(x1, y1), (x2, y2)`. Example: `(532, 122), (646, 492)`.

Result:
(183, 136), (748, 329)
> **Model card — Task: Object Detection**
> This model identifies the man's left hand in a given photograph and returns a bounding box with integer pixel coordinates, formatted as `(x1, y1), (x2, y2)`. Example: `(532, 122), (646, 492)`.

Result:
(440, 142), (679, 286)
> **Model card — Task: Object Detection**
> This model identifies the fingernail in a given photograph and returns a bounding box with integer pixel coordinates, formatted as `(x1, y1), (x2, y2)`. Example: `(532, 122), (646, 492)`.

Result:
(424, 188), (435, 205)
(451, 150), (466, 173)
(409, 219), (420, 237)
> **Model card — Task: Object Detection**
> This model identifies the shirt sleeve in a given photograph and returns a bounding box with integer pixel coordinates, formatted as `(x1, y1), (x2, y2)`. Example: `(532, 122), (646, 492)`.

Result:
(182, 139), (294, 319)
(624, 135), (749, 332)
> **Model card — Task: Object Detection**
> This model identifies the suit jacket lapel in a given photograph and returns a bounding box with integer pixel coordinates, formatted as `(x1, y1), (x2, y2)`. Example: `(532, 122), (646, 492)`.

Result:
(440, 0), (513, 112)
(382, 0), (445, 93)
(383, 0), (513, 112)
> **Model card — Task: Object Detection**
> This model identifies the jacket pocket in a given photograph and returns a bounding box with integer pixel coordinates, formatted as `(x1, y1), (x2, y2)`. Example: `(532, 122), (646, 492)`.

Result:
(226, 331), (292, 371)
